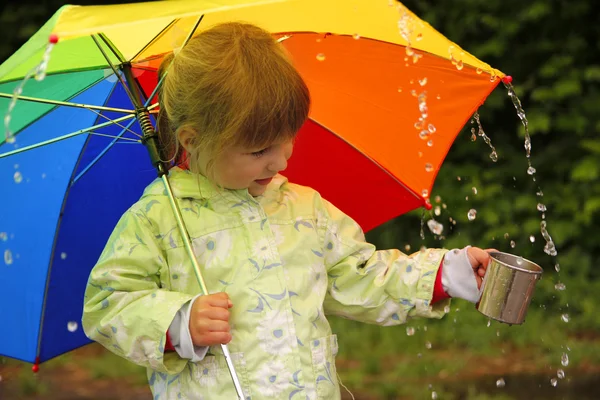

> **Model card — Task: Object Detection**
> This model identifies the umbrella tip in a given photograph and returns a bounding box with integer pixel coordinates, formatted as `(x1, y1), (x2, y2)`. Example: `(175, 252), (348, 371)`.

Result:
(502, 75), (513, 84)
(424, 199), (432, 210)
(32, 357), (40, 373)
(49, 34), (59, 44)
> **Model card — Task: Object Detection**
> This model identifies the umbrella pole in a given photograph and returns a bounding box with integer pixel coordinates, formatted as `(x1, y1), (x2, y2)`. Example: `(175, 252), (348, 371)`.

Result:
(121, 66), (246, 400)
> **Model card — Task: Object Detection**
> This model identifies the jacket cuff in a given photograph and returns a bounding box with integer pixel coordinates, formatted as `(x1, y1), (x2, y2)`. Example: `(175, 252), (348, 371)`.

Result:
(441, 246), (480, 303)
(168, 294), (209, 362)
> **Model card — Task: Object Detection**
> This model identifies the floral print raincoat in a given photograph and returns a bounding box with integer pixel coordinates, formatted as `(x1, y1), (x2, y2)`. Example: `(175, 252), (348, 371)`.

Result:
(82, 167), (450, 399)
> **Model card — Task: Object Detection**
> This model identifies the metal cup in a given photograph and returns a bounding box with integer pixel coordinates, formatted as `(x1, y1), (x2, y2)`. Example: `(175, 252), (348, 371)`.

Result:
(477, 252), (543, 325)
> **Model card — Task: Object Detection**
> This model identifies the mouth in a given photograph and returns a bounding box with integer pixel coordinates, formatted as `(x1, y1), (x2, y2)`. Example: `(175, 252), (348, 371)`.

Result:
(255, 177), (273, 186)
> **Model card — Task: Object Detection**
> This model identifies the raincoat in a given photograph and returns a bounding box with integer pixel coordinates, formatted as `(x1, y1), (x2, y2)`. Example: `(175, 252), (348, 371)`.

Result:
(82, 167), (450, 399)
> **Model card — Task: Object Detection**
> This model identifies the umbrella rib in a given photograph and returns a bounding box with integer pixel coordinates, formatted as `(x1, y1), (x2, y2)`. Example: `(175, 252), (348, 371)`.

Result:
(131, 20), (177, 62)
(85, 107), (143, 138)
(98, 33), (127, 64)
(87, 131), (141, 142)
(137, 15), (204, 108)
(0, 114), (134, 159)
(71, 118), (142, 184)
(0, 93), (134, 114)
(91, 35), (137, 106)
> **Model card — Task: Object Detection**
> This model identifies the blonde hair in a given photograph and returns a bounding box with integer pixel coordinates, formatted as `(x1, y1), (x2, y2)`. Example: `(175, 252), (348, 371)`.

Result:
(157, 22), (311, 177)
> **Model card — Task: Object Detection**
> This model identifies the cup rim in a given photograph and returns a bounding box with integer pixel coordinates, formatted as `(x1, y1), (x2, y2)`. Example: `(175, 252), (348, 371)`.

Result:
(489, 251), (543, 274)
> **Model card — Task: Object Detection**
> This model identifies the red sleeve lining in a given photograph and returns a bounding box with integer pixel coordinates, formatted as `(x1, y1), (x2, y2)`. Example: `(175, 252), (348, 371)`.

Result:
(431, 260), (450, 304)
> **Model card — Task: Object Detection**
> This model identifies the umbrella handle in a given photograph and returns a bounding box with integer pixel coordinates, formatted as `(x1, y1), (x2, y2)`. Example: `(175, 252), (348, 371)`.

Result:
(162, 174), (246, 400)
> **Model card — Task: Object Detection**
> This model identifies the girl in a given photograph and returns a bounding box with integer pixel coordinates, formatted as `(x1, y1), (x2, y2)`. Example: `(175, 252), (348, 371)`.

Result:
(82, 22), (492, 400)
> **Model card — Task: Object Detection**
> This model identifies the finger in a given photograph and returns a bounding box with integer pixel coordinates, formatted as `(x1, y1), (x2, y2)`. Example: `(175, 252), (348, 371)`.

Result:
(207, 320), (231, 333)
(203, 306), (231, 322)
(470, 248), (492, 267)
(197, 331), (232, 346)
(206, 293), (232, 309)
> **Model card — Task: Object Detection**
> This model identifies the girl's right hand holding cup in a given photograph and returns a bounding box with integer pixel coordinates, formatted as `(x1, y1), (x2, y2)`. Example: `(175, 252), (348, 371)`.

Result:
(189, 292), (233, 346)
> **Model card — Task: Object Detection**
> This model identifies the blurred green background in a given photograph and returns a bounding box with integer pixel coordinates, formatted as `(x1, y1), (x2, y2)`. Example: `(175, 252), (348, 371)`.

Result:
(1, 0), (599, 399)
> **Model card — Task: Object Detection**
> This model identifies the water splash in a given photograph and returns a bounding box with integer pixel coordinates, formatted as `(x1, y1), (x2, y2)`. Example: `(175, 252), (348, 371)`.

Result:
(467, 209), (477, 221)
(561, 352), (569, 366)
(557, 369), (565, 379)
(4, 39), (56, 144)
(541, 221), (557, 256)
(4, 249), (13, 265)
(496, 378), (506, 388)
(427, 219), (443, 235)
(555, 282), (566, 291)
(472, 111), (499, 161)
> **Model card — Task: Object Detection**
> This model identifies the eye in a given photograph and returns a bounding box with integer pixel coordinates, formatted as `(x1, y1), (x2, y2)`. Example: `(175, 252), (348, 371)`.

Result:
(251, 147), (270, 158)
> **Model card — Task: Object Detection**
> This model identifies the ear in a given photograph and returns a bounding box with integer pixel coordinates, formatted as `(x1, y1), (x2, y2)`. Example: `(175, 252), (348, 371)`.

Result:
(177, 127), (197, 153)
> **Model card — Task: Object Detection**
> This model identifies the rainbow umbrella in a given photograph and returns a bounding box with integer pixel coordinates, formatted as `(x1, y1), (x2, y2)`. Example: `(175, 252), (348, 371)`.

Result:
(0, 0), (507, 393)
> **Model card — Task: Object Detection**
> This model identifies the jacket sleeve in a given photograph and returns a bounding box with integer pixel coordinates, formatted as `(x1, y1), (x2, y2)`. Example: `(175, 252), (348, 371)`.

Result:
(82, 206), (194, 374)
(317, 198), (451, 326)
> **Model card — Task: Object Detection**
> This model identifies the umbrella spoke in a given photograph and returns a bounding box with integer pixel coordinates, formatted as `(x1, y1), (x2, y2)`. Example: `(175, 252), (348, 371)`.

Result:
(0, 114), (134, 158)
(98, 33), (127, 64)
(131, 20), (177, 62)
(0, 93), (134, 114)
(86, 108), (143, 138)
(91, 35), (137, 107)
(72, 117), (142, 184)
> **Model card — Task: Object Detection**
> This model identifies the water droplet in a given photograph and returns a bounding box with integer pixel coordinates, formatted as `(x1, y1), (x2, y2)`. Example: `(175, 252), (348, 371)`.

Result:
(428, 124), (436, 133)
(67, 321), (78, 332)
(425, 163), (434, 172)
(504, 233), (510, 239)
(425, 341), (432, 349)
(427, 139), (434, 147)
(353, 33), (361, 40)
(0, 232), (7, 242)
(490, 151), (498, 162)
(529, 235), (535, 243)
(61, 252), (67, 260)
(4, 249), (13, 265)
(435, 195), (441, 203)
(557, 369), (565, 379)
(465, 196), (469, 201)
(496, 378), (506, 388)
(561, 353), (569, 366)
(41, 173), (47, 179)
(427, 219), (443, 235)
(436, 94), (441, 100)
(537, 189), (544, 196)
(406, 327), (415, 336)
(419, 77), (428, 86)
(420, 130), (429, 140)
(316, 53), (326, 61)
(510, 240), (516, 248)
(537, 203), (547, 212)
(397, 87), (403, 93)
(442, 203), (447, 209)
(470, 127), (477, 141)
(443, 305), (451, 313)
(14, 171), (22, 184)
(457, 176), (462, 181)
(555, 283), (566, 291)
(416, 33), (423, 41)
(527, 166), (536, 175)
(550, 378), (558, 387)
(487, 319), (491, 327)
(404, 244), (411, 252)
(455, 60), (464, 70)
(472, 187), (478, 195)
(476, 68), (483, 75)
(467, 209), (477, 221)
(431, 391), (438, 399)
(434, 206), (441, 216)
(422, 189), (429, 198)
(561, 313), (570, 323)
(555, 263), (560, 272)
(405, 47), (414, 57)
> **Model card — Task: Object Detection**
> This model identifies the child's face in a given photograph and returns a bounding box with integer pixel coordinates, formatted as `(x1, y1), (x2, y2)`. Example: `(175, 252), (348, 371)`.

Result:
(202, 138), (294, 197)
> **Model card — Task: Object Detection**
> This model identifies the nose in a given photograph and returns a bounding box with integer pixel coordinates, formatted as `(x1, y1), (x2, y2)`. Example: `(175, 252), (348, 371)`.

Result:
(268, 142), (293, 173)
